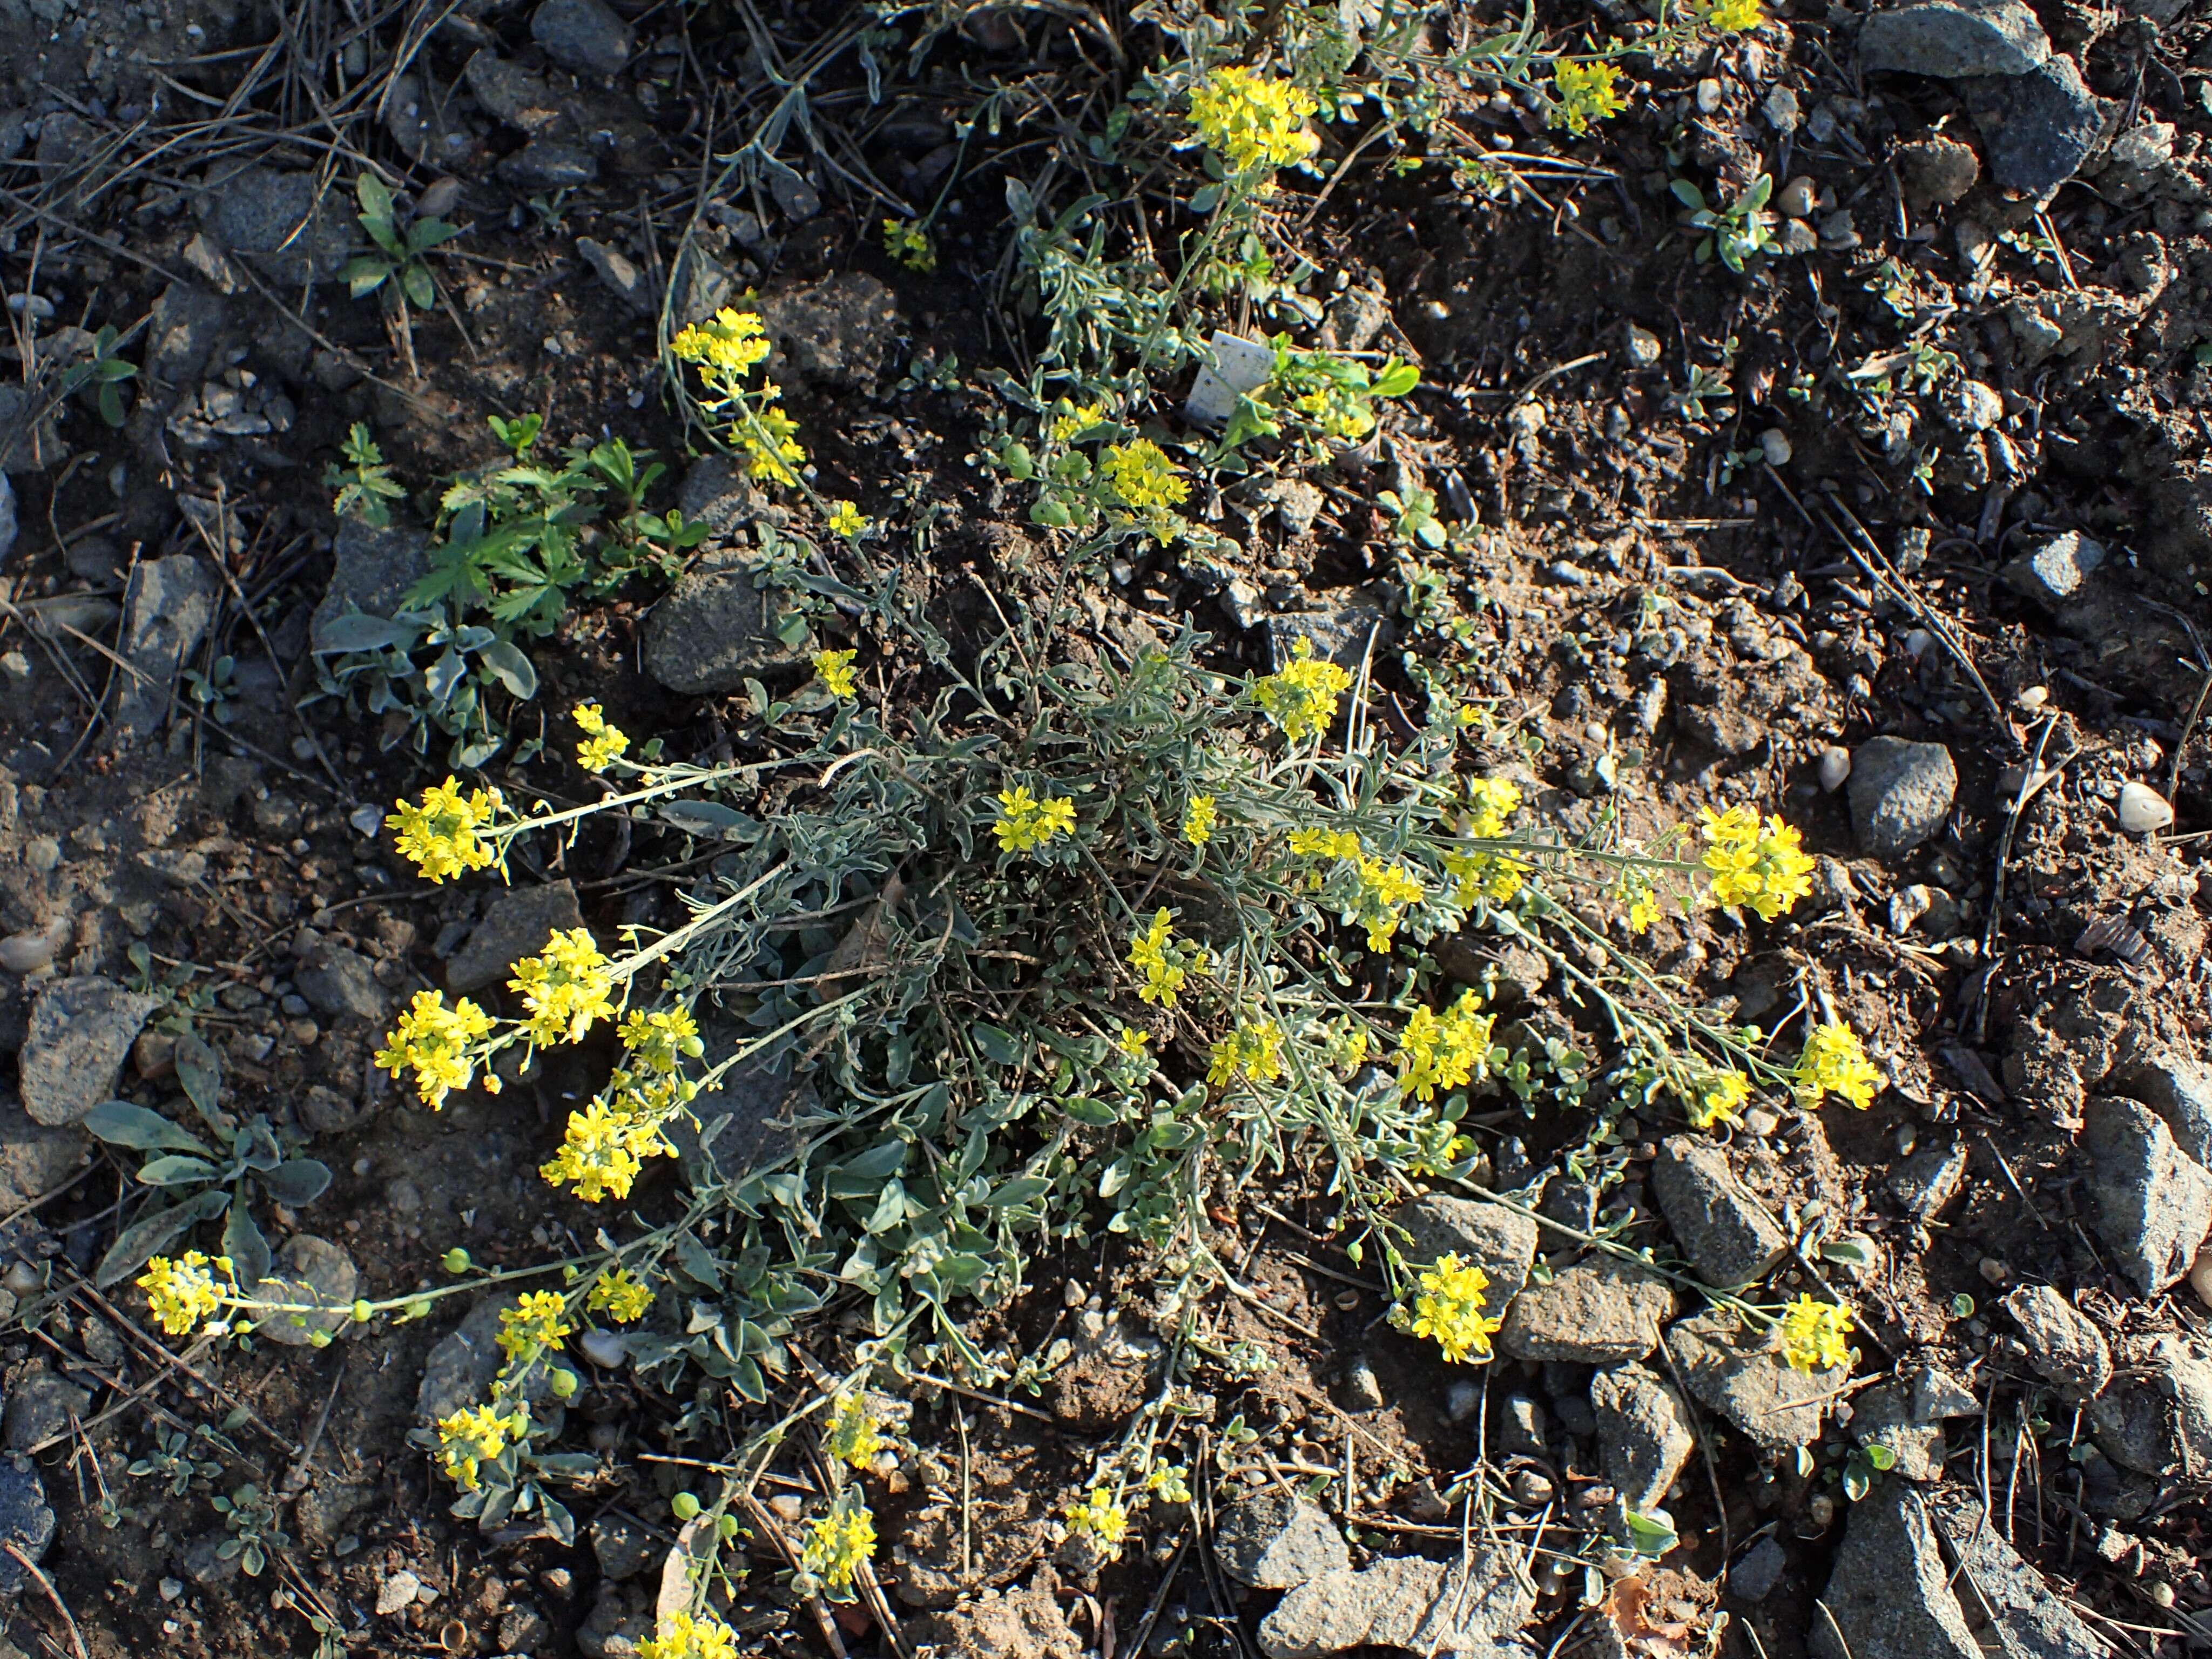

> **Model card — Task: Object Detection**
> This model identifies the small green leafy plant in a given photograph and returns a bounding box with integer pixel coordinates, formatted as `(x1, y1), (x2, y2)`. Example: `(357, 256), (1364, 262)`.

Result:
(325, 424), (408, 527)
(345, 174), (460, 312)
(1673, 173), (1780, 272)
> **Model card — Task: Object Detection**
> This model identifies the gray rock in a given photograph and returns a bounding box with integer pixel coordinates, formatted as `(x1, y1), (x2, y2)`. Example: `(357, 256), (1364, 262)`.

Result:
(2079, 1095), (2212, 1294)
(1499, 1256), (1673, 1365)
(301, 1083), (372, 1137)
(497, 138), (599, 191)
(202, 167), (352, 284)
(1940, 379), (2005, 434)
(463, 50), (567, 133)
(418, 1294), (560, 1424)
(19, 977), (159, 1127)
(591, 1512), (663, 1582)
(1889, 1139), (1970, 1222)
(672, 1039), (816, 1184)
(0, 473), (15, 562)
(447, 880), (584, 993)
(1496, 1395), (1547, 1459)
(1669, 1309), (1841, 1452)
(1898, 136), (1982, 206)
(2002, 1285), (2111, 1398)
(0, 1099), (90, 1211)
(757, 271), (900, 390)
(1848, 736), (1957, 859)
(2088, 1380), (2171, 1476)
(1859, 0), (2049, 78)
(1589, 1363), (1694, 1513)
(311, 518), (431, 653)
(531, 0), (632, 77)
(1962, 57), (2104, 198)
(578, 236), (653, 315)
(1928, 1493), (2106, 1659)
(1263, 477), (1325, 537)
(251, 1235), (359, 1347)
(1651, 1137), (1789, 1287)
(385, 73), (482, 173)
(2092, 1337), (2212, 1479)
(2113, 1051), (2212, 1167)
(1258, 1550), (1533, 1659)
(1267, 591), (1391, 675)
(1812, 1482), (1979, 1659)
(1212, 1489), (1350, 1589)
(4, 1371), (88, 1452)
(1392, 1195), (1539, 1312)
(0, 1455), (55, 1595)
(642, 549), (814, 693)
(295, 945), (389, 1022)
(2154, 1336), (2212, 1474)
(114, 556), (218, 741)
(677, 455), (781, 539)
(667, 242), (734, 327)
(1729, 1536), (1787, 1602)
(1342, 1355), (1384, 1412)
(2002, 531), (2105, 608)
(1849, 1381), (1947, 1482)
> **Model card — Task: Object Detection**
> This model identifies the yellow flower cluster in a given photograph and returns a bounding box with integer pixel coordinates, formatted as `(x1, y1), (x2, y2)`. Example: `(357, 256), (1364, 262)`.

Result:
(640, 1611), (743, 1659)
(670, 307), (772, 375)
(812, 648), (859, 699)
(826, 1392), (886, 1470)
(1444, 775), (1531, 906)
(496, 1291), (573, 1363)
(801, 1495), (877, 1591)
(1779, 1294), (1854, 1373)
(436, 1402), (525, 1490)
(139, 1251), (231, 1337)
(1683, 1068), (1751, 1130)
(509, 928), (616, 1047)
(826, 501), (869, 538)
(376, 990), (494, 1109)
(1144, 1464), (1192, 1505)
(1254, 638), (1353, 741)
(1288, 826), (1361, 864)
(1050, 400), (1106, 442)
(1183, 794), (1217, 847)
(1397, 990), (1496, 1103)
(542, 1007), (697, 1201)
(1403, 1252), (1504, 1364)
(1707, 0), (1765, 29)
(1206, 1017), (1285, 1088)
(668, 308), (807, 488)
(574, 702), (629, 772)
(1128, 908), (1208, 1006)
(738, 401), (807, 487)
(388, 777), (503, 884)
(1101, 439), (1189, 535)
(1465, 777), (1522, 837)
(1792, 1021), (1884, 1111)
(1550, 59), (1627, 136)
(1351, 855), (1425, 952)
(1186, 65), (1319, 175)
(1700, 806), (1816, 921)
(993, 785), (1076, 854)
(1063, 1487), (1130, 1551)
(1116, 1025), (1151, 1060)
(882, 217), (936, 272)
(1291, 384), (1375, 442)
(588, 1267), (654, 1323)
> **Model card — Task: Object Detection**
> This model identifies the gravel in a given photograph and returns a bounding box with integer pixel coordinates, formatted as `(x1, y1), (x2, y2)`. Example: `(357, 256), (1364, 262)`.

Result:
(1651, 1137), (1789, 1287)
(2079, 1094), (2212, 1295)
(1857, 0), (2049, 77)
(1212, 1489), (1350, 1589)
(1847, 736), (1957, 859)
(18, 976), (159, 1127)
(1498, 1256), (1674, 1365)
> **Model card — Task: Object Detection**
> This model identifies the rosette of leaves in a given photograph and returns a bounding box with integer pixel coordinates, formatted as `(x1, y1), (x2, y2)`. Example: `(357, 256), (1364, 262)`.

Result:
(345, 173), (460, 313)
(83, 1034), (332, 1291)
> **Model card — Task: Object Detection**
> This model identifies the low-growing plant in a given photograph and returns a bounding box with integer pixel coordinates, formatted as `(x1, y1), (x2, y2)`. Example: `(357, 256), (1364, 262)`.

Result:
(345, 173), (460, 314)
(1674, 173), (1782, 272)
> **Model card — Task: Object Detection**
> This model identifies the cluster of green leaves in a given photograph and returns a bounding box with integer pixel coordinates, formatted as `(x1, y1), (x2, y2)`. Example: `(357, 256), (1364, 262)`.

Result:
(1672, 173), (1785, 273)
(346, 174), (460, 313)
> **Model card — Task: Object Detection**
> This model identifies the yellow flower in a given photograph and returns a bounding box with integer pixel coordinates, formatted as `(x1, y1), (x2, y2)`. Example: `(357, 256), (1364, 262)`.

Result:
(1400, 1253), (1503, 1364)
(1101, 439), (1189, 535)
(1685, 1068), (1751, 1130)
(882, 217), (936, 272)
(1699, 805), (1816, 921)
(620, 1004), (702, 1071)
(1779, 1294), (1854, 1374)
(574, 702), (630, 772)
(669, 307), (771, 375)
(508, 928), (616, 1046)
(436, 1401), (526, 1490)
(1792, 1021), (1884, 1111)
(1183, 794), (1218, 847)
(1206, 1017), (1285, 1089)
(1707, 0), (1765, 29)
(801, 1495), (876, 1592)
(1288, 826), (1363, 864)
(1116, 1026), (1151, 1060)
(587, 1267), (655, 1324)
(139, 1251), (231, 1337)
(1396, 990), (1495, 1103)
(1628, 890), (1662, 934)
(993, 785), (1076, 854)
(1127, 908), (1208, 1006)
(496, 1291), (572, 1363)
(1465, 776), (1523, 839)
(1187, 65), (1319, 176)
(387, 777), (503, 884)
(540, 1097), (675, 1202)
(826, 501), (869, 538)
(1352, 855), (1425, 952)
(1550, 58), (1627, 136)
(736, 397), (807, 487)
(639, 1610), (743, 1659)
(375, 989), (494, 1109)
(1063, 1487), (1130, 1553)
(1050, 400), (1107, 442)
(825, 1392), (886, 1470)
(813, 648), (859, 698)
(1254, 638), (1353, 741)
(1144, 1464), (1192, 1505)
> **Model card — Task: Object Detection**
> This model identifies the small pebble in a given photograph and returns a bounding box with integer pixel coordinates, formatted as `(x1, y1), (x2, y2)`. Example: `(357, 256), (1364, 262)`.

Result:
(1978, 1257), (2009, 1286)
(1776, 176), (1817, 219)
(1511, 1470), (1555, 1506)
(2117, 781), (2174, 834)
(2015, 684), (2048, 710)
(1758, 428), (1792, 466)
(1446, 1380), (1481, 1422)
(1818, 746), (1851, 792)
(1696, 78), (1723, 112)
(2190, 1244), (2212, 1311)
(1062, 1280), (1087, 1308)
(1743, 1107), (1781, 1137)
(578, 1329), (629, 1368)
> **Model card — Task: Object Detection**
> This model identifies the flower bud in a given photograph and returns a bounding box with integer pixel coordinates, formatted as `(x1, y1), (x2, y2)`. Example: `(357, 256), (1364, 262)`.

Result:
(351, 1300), (374, 1323)
(550, 1366), (579, 1400)
(442, 1247), (473, 1274)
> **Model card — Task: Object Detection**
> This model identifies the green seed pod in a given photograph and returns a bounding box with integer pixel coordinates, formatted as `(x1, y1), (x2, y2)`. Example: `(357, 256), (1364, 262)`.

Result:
(351, 1300), (374, 1323)
(671, 1492), (701, 1521)
(442, 1247), (473, 1274)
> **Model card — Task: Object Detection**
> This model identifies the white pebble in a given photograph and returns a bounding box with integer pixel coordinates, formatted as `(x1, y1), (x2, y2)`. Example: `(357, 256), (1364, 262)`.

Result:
(2117, 781), (2174, 834)
(1818, 746), (1851, 792)
(1758, 428), (1792, 466)
(578, 1328), (629, 1368)
(2192, 1244), (2212, 1312)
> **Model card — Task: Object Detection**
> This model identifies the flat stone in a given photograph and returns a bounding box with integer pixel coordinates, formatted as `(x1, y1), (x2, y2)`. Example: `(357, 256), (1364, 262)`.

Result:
(447, 880), (584, 993)
(295, 943), (389, 1022)
(2091, 1336), (2212, 1478)
(2002, 1285), (2112, 1398)
(0, 1455), (55, 1595)
(1848, 1381), (1947, 1481)
(1211, 1490), (1350, 1589)
(1814, 1483), (1980, 1659)
(531, 0), (632, 77)
(1668, 1309), (1842, 1452)
(1928, 1493), (2106, 1658)
(2113, 1051), (2212, 1166)
(1898, 136), (1982, 206)
(1391, 1194), (1539, 1311)
(497, 138), (599, 191)
(19, 977), (159, 1127)
(1848, 737), (1957, 859)
(0, 1098), (91, 1210)
(1499, 1256), (1673, 1365)
(1258, 1550), (1533, 1659)
(578, 236), (654, 315)
(1730, 1536), (1787, 1601)
(1962, 57), (2105, 198)
(144, 282), (230, 390)
(2002, 531), (2105, 608)
(642, 548), (815, 694)
(311, 518), (432, 652)
(201, 166), (352, 284)
(251, 1235), (359, 1347)
(1652, 1137), (1789, 1287)
(677, 455), (782, 540)
(1889, 1139), (1970, 1222)
(1266, 591), (1391, 675)
(463, 50), (567, 133)
(2079, 1095), (2212, 1295)
(4, 1372), (88, 1453)
(1589, 1363), (1694, 1514)
(1859, 0), (2049, 78)
(114, 556), (218, 741)
(757, 271), (901, 390)
(591, 1513), (662, 1582)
